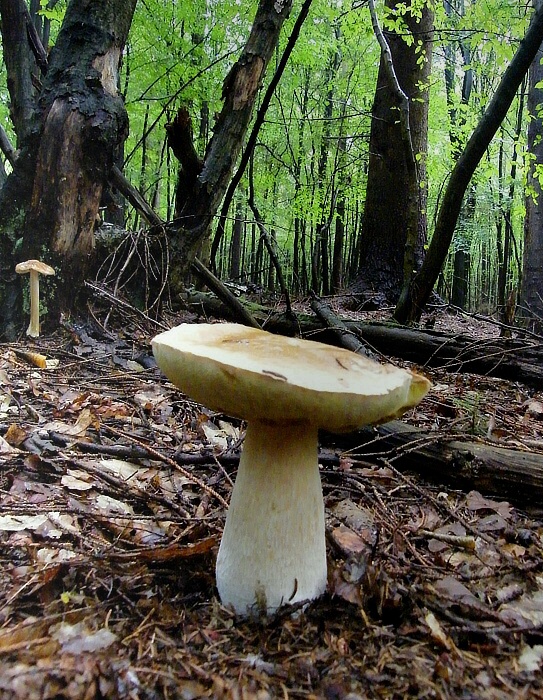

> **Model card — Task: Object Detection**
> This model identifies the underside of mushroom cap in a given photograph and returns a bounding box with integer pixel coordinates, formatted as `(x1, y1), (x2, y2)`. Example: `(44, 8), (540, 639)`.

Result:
(152, 323), (430, 431)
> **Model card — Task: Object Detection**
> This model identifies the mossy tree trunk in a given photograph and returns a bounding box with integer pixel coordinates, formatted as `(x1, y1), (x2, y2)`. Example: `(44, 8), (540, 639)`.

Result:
(0, 0), (136, 339)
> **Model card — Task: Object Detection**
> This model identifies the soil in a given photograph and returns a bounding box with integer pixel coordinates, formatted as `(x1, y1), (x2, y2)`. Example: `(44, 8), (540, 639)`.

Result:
(0, 296), (542, 699)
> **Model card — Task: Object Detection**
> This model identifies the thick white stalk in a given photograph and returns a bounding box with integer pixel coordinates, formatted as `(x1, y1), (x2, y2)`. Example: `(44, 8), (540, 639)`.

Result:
(216, 420), (327, 615)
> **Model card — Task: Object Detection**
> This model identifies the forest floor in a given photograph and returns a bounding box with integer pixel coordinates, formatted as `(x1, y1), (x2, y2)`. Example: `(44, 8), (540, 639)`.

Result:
(0, 294), (542, 699)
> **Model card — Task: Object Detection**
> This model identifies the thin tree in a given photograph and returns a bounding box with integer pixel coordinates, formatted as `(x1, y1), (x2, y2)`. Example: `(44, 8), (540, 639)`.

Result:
(395, 3), (543, 324)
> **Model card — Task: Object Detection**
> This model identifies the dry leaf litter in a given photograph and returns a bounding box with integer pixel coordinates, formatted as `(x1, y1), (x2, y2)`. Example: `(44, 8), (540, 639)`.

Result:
(0, 301), (542, 699)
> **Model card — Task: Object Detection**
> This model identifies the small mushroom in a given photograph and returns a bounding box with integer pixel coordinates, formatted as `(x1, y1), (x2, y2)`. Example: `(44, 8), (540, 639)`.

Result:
(152, 323), (430, 615)
(15, 259), (55, 338)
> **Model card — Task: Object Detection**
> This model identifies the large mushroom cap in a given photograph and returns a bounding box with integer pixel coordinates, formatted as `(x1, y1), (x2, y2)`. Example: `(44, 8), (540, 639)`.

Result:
(152, 323), (430, 431)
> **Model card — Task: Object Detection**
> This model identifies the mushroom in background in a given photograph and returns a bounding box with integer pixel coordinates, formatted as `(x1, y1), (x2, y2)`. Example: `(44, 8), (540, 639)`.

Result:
(152, 323), (431, 616)
(15, 259), (55, 338)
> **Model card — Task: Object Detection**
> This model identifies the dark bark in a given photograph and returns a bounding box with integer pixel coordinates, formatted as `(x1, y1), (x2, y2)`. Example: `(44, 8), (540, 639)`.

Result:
(521, 3), (543, 333)
(352, 0), (433, 304)
(451, 248), (470, 309)
(395, 3), (543, 323)
(0, 0), (38, 145)
(166, 0), (293, 289)
(229, 198), (243, 281)
(165, 107), (203, 217)
(0, 0), (137, 339)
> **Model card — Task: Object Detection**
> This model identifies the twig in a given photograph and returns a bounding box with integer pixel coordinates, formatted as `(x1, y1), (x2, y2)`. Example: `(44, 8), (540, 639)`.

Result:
(103, 425), (229, 509)
(109, 164), (261, 329)
(247, 197), (292, 316)
(84, 281), (169, 331)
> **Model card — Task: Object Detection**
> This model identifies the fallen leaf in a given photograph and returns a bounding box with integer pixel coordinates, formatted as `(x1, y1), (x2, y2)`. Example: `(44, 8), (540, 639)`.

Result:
(61, 470), (94, 491)
(330, 525), (371, 557)
(523, 399), (543, 420)
(465, 491), (511, 519)
(51, 621), (117, 653)
(518, 644), (543, 672)
(95, 494), (134, 515)
(42, 408), (96, 437)
(424, 610), (455, 652)
(99, 458), (146, 487)
(0, 436), (21, 455)
(35, 548), (78, 564)
(4, 423), (28, 447)
(0, 514), (49, 532)
(500, 575), (543, 626)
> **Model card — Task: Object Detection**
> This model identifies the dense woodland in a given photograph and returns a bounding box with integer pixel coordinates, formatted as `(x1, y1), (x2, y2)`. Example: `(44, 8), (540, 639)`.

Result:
(3, 3), (543, 697)
(0, 0), (543, 335)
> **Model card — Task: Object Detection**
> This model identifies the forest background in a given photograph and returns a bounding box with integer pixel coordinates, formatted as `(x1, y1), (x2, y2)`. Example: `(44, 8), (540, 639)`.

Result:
(0, 0), (542, 336)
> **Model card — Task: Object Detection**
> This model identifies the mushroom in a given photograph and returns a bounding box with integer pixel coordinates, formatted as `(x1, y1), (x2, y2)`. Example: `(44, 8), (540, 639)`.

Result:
(15, 260), (55, 338)
(152, 323), (430, 615)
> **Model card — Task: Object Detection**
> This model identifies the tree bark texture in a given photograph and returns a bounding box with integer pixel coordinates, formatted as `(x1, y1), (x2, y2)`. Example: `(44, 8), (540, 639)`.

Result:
(0, 0), (136, 339)
(521, 3), (543, 333)
(165, 0), (292, 293)
(0, 0), (38, 146)
(352, 0), (433, 304)
(395, 3), (543, 324)
(321, 421), (543, 516)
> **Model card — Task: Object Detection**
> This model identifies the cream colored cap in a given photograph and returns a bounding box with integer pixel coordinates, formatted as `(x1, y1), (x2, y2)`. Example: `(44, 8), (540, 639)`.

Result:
(152, 323), (430, 432)
(15, 260), (55, 276)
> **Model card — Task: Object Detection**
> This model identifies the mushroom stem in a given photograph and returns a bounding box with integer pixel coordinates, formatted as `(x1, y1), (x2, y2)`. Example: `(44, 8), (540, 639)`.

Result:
(27, 270), (41, 337)
(216, 420), (327, 616)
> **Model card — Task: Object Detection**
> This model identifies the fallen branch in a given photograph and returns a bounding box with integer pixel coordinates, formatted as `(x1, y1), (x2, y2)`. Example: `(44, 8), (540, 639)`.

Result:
(108, 165), (261, 329)
(322, 420), (543, 515)
(309, 292), (373, 357)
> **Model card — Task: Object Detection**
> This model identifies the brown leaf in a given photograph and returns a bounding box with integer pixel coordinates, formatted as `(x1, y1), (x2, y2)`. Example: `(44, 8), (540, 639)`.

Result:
(465, 491), (512, 519)
(4, 423), (28, 447)
(330, 525), (371, 558)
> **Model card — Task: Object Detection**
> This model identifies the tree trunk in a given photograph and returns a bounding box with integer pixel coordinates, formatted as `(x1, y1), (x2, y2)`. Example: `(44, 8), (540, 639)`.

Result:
(521, 3), (543, 333)
(497, 87), (525, 327)
(351, 0), (433, 305)
(0, 0), (137, 339)
(395, 3), (543, 324)
(451, 247), (470, 309)
(0, 0), (39, 145)
(229, 198), (243, 281)
(165, 0), (292, 293)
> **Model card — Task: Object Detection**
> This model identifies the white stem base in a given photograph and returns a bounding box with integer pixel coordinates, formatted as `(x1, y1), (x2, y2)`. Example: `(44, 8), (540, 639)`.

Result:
(216, 420), (327, 615)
